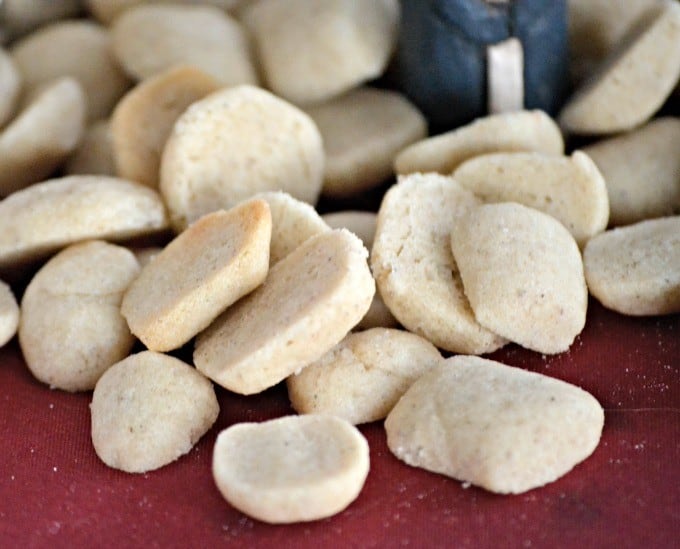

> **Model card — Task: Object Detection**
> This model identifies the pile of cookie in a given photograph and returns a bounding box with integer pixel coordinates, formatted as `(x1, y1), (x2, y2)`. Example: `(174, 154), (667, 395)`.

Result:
(0, 0), (678, 525)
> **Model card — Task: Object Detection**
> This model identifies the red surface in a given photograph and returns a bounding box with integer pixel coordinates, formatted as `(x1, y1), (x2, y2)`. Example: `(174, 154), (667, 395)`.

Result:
(0, 300), (678, 548)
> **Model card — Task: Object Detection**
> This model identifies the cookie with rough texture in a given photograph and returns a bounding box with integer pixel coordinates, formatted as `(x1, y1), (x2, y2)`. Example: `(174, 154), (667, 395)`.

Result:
(111, 4), (257, 85)
(0, 77), (86, 196)
(453, 151), (609, 246)
(394, 110), (564, 175)
(305, 87), (426, 197)
(385, 355), (604, 494)
(212, 415), (369, 523)
(160, 85), (324, 231)
(559, 1), (680, 134)
(91, 351), (219, 473)
(288, 328), (442, 424)
(0, 48), (22, 128)
(371, 173), (506, 354)
(582, 117), (680, 226)
(0, 175), (169, 271)
(242, 0), (399, 105)
(65, 119), (116, 176)
(195, 229), (374, 395)
(111, 65), (221, 188)
(10, 20), (130, 120)
(583, 216), (680, 315)
(19, 241), (140, 391)
(323, 210), (396, 330)
(450, 202), (587, 354)
(250, 191), (330, 265)
(0, 280), (19, 348)
(122, 200), (271, 352)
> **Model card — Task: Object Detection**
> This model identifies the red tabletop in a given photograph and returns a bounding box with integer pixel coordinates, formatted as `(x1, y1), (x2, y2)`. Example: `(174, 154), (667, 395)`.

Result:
(0, 299), (678, 548)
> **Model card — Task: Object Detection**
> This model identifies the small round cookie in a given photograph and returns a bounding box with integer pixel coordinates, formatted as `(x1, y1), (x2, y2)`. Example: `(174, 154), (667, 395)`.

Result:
(453, 151), (609, 246)
(212, 415), (369, 523)
(111, 65), (221, 188)
(242, 0), (399, 105)
(304, 87), (426, 197)
(287, 328), (442, 424)
(0, 77), (86, 197)
(0, 0), (81, 41)
(385, 356), (604, 494)
(371, 173), (506, 354)
(0, 280), (19, 347)
(450, 202), (588, 354)
(0, 49), (22, 128)
(10, 20), (131, 120)
(583, 216), (680, 316)
(559, 1), (680, 134)
(121, 200), (272, 352)
(19, 241), (140, 391)
(111, 4), (258, 85)
(194, 229), (375, 395)
(91, 351), (219, 473)
(582, 117), (680, 226)
(249, 191), (330, 265)
(394, 110), (564, 176)
(64, 119), (117, 176)
(160, 85), (324, 231)
(0, 175), (169, 271)
(322, 210), (397, 330)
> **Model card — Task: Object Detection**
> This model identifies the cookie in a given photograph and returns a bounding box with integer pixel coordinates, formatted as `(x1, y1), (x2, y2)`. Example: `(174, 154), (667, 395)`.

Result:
(0, 280), (19, 348)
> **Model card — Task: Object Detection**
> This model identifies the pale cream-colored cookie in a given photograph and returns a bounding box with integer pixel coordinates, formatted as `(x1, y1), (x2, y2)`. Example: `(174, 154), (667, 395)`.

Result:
(450, 202), (587, 354)
(212, 414), (369, 523)
(111, 4), (258, 85)
(0, 175), (169, 271)
(0, 280), (19, 348)
(111, 65), (221, 188)
(0, 49), (21, 128)
(560, 1), (680, 135)
(160, 85), (324, 231)
(288, 328), (442, 424)
(0, 0), (81, 41)
(394, 110), (564, 175)
(305, 87), (426, 197)
(64, 119), (116, 176)
(250, 191), (330, 265)
(121, 201), (271, 352)
(323, 210), (397, 330)
(91, 350), (219, 473)
(385, 356), (604, 494)
(10, 20), (131, 120)
(242, 0), (399, 105)
(371, 173), (506, 354)
(0, 77), (86, 197)
(195, 229), (374, 395)
(19, 241), (140, 391)
(582, 117), (680, 226)
(453, 151), (609, 246)
(583, 216), (680, 315)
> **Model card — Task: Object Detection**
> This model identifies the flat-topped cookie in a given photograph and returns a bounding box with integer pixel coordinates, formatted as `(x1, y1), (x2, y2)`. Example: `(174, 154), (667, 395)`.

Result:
(394, 110), (564, 175)
(111, 65), (221, 188)
(453, 151), (609, 246)
(582, 117), (680, 226)
(212, 415), (369, 523)
(450, 202), (587, 354)
(371, 173), (506, 354)
(160, 85), (324, 231)
(0, 280), (19, 348)
(287, 328), (442, 424)
(64, 119), (116, 176)
(583, 216), (680, 315)
(194, 229), (374, 395)
(91, 351), (219, 473)
(305, 87), (426, 198)
(19, 241), (140, 391)
(121, 200), (272, 352)
(385, 356), (604, 494)
(0, 175), (169, 271)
